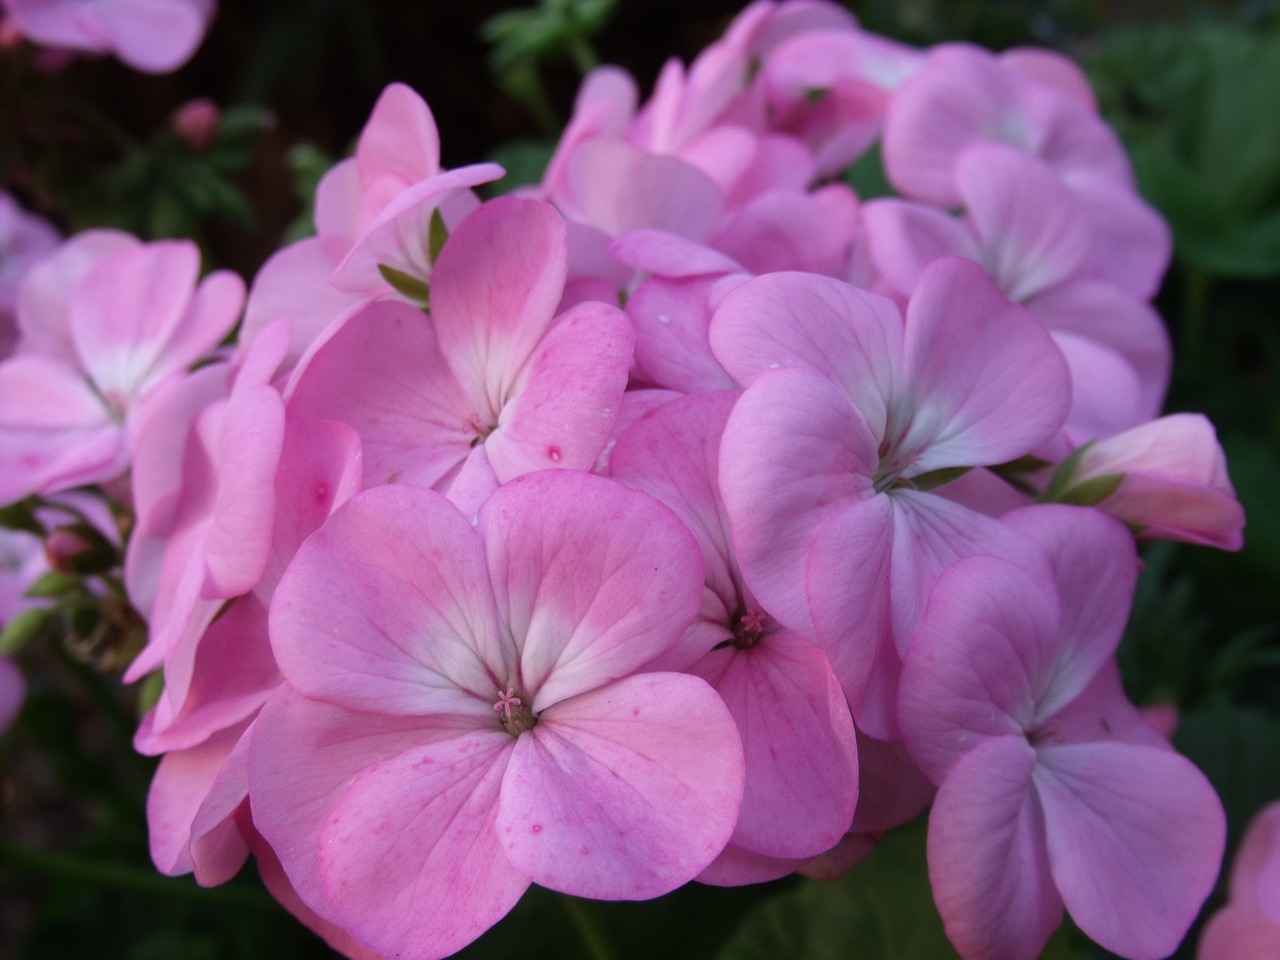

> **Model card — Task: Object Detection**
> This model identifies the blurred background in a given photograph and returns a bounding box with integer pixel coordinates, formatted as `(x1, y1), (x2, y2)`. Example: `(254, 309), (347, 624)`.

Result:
(1, 1), (1278, 957)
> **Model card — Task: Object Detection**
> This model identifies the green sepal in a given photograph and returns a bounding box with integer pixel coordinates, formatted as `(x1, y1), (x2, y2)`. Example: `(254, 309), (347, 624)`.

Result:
(377, 263), (431, 307)
(24, 571), (81, 599)
(137, 669), (165, 714)
(907, 466), (971, 492)
(0, 608), (50, 654)
(1058, 472), (1125, 507)
(1038, 442), (1096, 504)
(427, 208), (449, 266)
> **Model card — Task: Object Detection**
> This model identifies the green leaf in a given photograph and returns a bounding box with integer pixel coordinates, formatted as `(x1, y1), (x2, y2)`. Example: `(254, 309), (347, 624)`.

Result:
(24, 571), (81, 599)
(1037, 442), (1094, 504)
(0, 607), (50, 654)
(485, 139), (556, 194)
(377, 263), (431, 307)
(842, 143), (895, 202)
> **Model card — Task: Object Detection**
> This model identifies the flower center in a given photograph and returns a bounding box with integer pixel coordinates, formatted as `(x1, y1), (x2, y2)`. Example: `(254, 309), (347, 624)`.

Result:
(493, 686), (536, 736)
(466, 411), (497, 448)
(731, 607), (769, 649)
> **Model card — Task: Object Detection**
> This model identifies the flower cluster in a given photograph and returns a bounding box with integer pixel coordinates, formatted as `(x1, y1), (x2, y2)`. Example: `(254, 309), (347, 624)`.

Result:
(0, 3), (1248, 959)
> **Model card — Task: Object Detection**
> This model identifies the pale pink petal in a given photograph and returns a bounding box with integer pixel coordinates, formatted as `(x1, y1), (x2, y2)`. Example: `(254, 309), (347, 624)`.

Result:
(247, 688), (483, 919)
(269, 484), (504, 717)
(568, 140), (725, 240)
(1036, 741), (1226, 959)
(1002, 506), (1138, 720)
(719, 367), (878, 635)
(317, 730), (524, 960)
(541, 66), (638, 207)
(710, 185), (858, 277)
(861, 197), (975, 299)
(699, 845), (807, 886)
(1069, 174), (1172, 300)
(1001, 48), (1097, 109)
(476, 471), (703, 711)
(928, 735), (1064, 960)
(695, 630), (857, 859)
(957, 144), (1090, 302)
(626, 273), (738, 394)
(710, 272), (904, 441)
(431, 197), (567, 408)
(15, 229), (136, 358)
(610, 229), (742, 278)
(69, 240), (201, 401)
(355, 83), (441, 188)
(497, 673), (743, 898)
(91, 0), (210, 72)
(900, 257), (1070, 471)
(485, 300), (633, 483)
(330, 164), (503, 292)
(147, 720), (247, 877)
(286, 300), (474, 490)
(241, 238), (372, 374)
(189, 727), (253, 887)
(898, 554), (1058, 783)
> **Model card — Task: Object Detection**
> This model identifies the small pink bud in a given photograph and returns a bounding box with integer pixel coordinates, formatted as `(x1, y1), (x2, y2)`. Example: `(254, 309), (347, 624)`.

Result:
(172, 97), (219, 152)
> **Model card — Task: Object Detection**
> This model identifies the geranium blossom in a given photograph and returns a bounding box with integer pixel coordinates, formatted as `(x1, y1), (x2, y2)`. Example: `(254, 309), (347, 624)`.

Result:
(3, 0), (216, 73)
(249, 472), (743, 959)
(898, 506), (1225, 960)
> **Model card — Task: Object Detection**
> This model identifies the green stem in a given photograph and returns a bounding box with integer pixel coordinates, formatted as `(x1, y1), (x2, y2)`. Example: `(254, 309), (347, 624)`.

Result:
(560, 894), (619, 960)
(0, 841), (275, 910)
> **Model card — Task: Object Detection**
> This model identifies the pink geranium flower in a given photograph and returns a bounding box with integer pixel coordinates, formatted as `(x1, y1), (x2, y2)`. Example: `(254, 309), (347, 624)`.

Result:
(710, 256), (1070, 735)
(286, 196), (633, 514)
(249, 472), (744, 960)
(4, 0), (215, 73)
(0, 233), (243, 504)
(898, 505), (1225, 960)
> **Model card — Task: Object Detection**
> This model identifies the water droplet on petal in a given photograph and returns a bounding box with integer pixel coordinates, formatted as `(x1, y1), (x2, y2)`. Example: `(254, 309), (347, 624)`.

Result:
(768, 362), (780, 369)
(531, 823), (543, 835)
(548, 445), (562, 462)
(657, 313), (671, 325)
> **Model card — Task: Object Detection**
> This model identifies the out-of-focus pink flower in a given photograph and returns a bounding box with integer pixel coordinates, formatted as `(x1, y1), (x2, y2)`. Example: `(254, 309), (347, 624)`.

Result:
(4, 0), (215, 73)
(249, 472), (743, 960)
(0, 190), (59, 359)
(1199, 802), (1280, 959)
(1061, 413), (1245, 550)
(172, 97), (219, 151)
(0, 232), (243, 505)
(898, 506), (1225, 960)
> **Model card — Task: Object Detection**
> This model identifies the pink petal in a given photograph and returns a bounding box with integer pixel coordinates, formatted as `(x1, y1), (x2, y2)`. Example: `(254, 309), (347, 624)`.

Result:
(476, 471), (703, 711)
(91, 0), (210, 72)
(900, 257), (1070, 471)
(1228, 802), (1280, 917)
(269, 484), (504, 717)
(247, 689), (483, 920)
(699, 844), (808, 886)
(1198, 904), (1280, 960)
(861, 197), (974, 300)
(1002, 506), (1138, 720)
(485, 300), (633, 482)
(626, 273), (738, 394)
(355, 83), (441, 189)
(146, 720), (248, 878)
(497, 672), (743, 899)
(69, 240), (201, 401)
(695, 630), (858, 859)
(898, 553), (1059, 783)
(317, 730), (524, 960)
(710, 272), (904, 440)
(956, 143), (1091, 303)
(431, 197), (567, 408)
(567, 140), (725, 240)
(1036, 741), (1226, 959)
(286, 299), (474, 490)
(928, 735), (1064, 960)
(719, 367), (878, 635)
